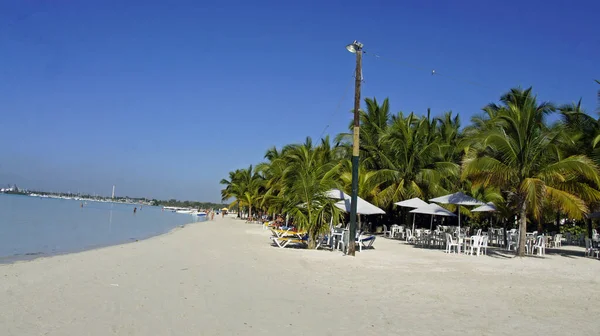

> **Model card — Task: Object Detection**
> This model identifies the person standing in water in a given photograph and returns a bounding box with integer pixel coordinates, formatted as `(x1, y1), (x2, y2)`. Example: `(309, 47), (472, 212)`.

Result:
(133, 207), (137, 214)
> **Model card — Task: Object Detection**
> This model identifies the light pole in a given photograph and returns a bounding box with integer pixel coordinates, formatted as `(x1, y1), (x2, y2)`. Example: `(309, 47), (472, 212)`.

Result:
(346, 40), (363, 256)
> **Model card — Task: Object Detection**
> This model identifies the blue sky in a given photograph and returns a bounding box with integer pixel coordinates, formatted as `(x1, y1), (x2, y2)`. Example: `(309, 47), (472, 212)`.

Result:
(1, 0), (598, 202)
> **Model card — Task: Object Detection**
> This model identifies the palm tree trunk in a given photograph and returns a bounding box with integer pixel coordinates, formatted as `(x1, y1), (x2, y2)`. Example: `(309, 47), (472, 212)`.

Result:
(516, 201), (527, 257)
(248, 204), (252, 222)
(308, 229), (317, 249)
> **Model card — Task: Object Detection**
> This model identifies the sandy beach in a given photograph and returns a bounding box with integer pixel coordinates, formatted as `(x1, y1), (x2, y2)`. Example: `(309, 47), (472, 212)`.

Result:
(1, 216), (598, 335)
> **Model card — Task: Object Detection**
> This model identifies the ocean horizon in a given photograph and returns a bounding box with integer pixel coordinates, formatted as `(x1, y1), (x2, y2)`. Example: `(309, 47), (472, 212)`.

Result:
(0, 194), (203, 262)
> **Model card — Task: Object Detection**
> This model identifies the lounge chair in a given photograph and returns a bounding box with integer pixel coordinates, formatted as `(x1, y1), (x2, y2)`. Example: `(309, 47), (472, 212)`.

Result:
(271, 236), (307, 248)
(356, 234), (376, 251)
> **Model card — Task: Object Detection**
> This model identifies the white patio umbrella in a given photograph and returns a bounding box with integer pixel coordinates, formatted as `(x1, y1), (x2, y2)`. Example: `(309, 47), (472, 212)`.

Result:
(334, 197), (385, 215)
(395, 197), (429, 208)
(325, 188), (350, 200)
(410, 203), (457, 230)
(471, 202), (497, 229)
(430, 192), (484, 235)
(334, 196), (385, 239)
(394, 197), (429, 233)
(471, 202), (497, 212)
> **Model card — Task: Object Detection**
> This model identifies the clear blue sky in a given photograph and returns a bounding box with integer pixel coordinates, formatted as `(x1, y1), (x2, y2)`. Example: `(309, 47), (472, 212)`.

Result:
(1, 0), (598, 202)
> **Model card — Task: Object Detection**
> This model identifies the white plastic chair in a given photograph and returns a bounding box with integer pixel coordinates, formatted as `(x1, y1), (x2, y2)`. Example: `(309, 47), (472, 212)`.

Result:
(533, 235), (545, 256)
(445, 233), (459, 253)
(405, 229), (415, 243)
(466, 236), (482, 256)
(480, 235), (489, 255)
(382, 224), (392, 238)
(551, 234), (562, 248)
(584, 238), (598, 257)
(507, 233), (518, 251)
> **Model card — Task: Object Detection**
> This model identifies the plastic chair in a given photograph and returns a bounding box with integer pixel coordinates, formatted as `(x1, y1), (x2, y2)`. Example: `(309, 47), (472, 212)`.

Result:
(532, 235), (545, 256)
(445, 233), (459, 253)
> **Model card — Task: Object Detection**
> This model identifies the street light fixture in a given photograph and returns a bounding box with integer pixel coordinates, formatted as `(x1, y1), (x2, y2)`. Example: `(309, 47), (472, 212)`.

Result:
(346, 40), (363, 54)
(346, 40), (363, 256)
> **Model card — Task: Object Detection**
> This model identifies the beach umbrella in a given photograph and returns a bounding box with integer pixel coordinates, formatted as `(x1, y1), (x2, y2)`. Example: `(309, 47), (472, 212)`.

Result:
(471, 202), (497, 229)
(471, 202), (497, 212)
(394, 197), (429, 233)
(394, 198), (429, 208)
(335, 196), (385, 232)
(325, 188), (351, 200)
(334, 197), (385, 215)
(410, 203), (456, 230)
(430, 192), (484, 235)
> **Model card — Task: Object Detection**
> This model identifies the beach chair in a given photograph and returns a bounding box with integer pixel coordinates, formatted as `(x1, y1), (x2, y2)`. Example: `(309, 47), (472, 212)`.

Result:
(356, 234), (376, 251)
(270, 236), (307, 248)
(270, 228), (291, 238)
(270, 232), (309, 248)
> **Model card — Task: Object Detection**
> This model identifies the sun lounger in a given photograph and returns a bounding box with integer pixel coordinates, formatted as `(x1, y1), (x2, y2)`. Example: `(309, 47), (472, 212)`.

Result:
(270, 236), (307, 248)
(270, 228), (295, 238)
(270, 232), (309, 248)
(356, 234), (376, 251)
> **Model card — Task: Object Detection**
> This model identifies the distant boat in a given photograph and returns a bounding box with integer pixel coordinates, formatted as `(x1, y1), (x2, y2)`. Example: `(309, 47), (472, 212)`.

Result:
(196, 211), (207, 216)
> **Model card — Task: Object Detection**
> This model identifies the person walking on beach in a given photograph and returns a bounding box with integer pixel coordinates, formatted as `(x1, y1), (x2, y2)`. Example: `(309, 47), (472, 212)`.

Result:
(211, 211), (215, 221)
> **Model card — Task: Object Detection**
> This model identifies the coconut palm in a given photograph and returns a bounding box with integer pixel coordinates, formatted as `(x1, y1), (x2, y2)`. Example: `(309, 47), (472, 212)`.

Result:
(220, 169), (246, 214)
(462, 87), (600, 256)
(278, 137), (344, 248)
(256, 147), (289, 217)
(374, 112), (458, 206)
(220, 165), (263, 220)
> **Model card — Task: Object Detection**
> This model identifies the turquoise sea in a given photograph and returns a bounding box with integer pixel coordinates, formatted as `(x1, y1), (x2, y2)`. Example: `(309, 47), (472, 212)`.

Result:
(0, 194), (203, 262)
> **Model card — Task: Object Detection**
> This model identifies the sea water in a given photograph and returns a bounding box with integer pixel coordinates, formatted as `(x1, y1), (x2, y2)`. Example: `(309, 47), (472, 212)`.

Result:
(0, 194), (204, 262)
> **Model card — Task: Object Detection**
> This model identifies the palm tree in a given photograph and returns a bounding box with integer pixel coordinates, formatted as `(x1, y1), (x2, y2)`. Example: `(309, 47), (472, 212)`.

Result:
(220, 165), (263, 220)
(375, 112), (458, 206)
(220, 169), (245, 215)
(462, 87), (600, 256)
(278, 137), (344, 248)
(256, 147), (289, 217)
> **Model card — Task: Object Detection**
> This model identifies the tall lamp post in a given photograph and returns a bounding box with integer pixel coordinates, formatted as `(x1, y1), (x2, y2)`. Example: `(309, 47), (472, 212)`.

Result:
(346, 40), (363, 256)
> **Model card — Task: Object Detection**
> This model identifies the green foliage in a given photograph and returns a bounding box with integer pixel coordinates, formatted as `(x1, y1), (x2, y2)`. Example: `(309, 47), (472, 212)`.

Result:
(559, 222), (588, 236)
(462, 87), (600, 256)
(222, 87), (600, 255)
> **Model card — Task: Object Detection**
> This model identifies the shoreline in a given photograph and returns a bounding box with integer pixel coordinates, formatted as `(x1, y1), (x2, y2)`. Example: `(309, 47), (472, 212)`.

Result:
(0, 222), (194, 265)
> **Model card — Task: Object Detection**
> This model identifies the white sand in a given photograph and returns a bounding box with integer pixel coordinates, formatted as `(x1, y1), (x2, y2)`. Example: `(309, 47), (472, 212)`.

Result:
(1, 216), (598, 335)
